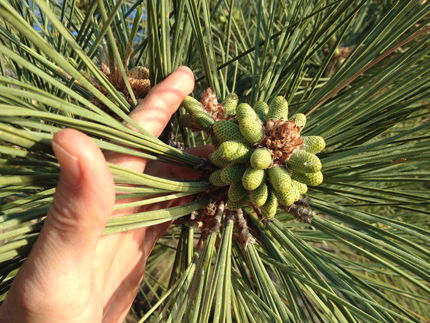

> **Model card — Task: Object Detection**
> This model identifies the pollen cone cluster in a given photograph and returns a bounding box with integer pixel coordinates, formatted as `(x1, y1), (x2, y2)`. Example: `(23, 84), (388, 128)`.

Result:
(181, 89), (325, 220)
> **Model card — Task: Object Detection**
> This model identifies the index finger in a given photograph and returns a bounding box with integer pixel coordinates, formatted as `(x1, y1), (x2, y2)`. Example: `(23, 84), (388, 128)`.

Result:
(105, 66), (195, 172)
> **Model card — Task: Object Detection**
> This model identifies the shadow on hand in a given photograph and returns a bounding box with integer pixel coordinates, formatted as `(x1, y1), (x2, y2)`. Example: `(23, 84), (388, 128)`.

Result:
(144, 145), (215, 180)
(140, 144), (215, 247)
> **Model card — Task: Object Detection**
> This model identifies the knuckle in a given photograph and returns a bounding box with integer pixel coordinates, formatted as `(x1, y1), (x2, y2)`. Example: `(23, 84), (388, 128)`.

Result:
(47, 192), (80, 234)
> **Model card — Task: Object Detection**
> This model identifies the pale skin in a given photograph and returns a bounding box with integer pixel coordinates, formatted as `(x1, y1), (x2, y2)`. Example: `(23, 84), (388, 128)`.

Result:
(0, 66), (213, 323)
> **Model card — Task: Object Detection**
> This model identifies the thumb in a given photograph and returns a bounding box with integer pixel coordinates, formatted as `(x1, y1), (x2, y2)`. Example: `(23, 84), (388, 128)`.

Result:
(26, 129), (115, 281)
(1, 129), (116, 320)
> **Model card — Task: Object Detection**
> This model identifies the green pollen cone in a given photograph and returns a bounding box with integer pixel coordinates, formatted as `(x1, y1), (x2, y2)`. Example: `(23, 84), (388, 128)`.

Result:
(192, 110), (214, 131)
(253, 101), (269, 122)
(273, 185), (297, 206)
(208, 150), (230, 168)
(209, 169), (229, 187)
(239, 118), (265, 144)
(290, 181), (302, 202)
(287, 150), (322, 173)
(268, 166), (292, 193)
(218, 140), (252, 163)
(266, 96), (288, 122)
(221, 163), (247, 184)
(260, 189), (278, 219)
(250, 148), (272, 170)
(236, 103), (259, 122)
(292, 180), (307, 195)
(213, 120), (243, 143)
(228, 182), (248, 202)
(227, 196), (249, 211)
(328, 35), (337, 47)
(291, 171), (323, 186)
(289, 113), (306, 129)
(302, 136), (326, 154)
(181, 96), (203, 114)
(242, 167), (266, 191)
(222, 93), (239, 116)
(249, 182), (268, 207)
(177, 114), (192, 127)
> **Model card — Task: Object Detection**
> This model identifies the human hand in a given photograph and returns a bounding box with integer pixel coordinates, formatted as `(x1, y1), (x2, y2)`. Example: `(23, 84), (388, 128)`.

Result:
(0, 66), (212, 323)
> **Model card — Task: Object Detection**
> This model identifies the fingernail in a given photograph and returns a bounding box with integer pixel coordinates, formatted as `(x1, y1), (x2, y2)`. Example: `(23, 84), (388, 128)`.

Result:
(177, 65), (188, 72)
(176, 66), (193, 77)
(52, 141), (82, 187)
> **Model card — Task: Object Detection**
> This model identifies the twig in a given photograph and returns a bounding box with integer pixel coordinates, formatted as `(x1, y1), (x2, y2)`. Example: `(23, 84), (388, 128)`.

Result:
(234, 208), (255, 249)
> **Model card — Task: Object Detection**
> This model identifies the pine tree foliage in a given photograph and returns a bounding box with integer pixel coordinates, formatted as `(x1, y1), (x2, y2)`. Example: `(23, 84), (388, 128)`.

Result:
(0, 0), (430, 322)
